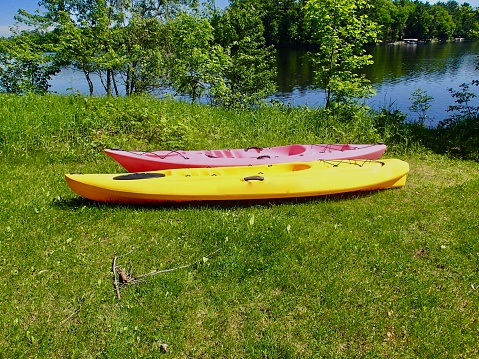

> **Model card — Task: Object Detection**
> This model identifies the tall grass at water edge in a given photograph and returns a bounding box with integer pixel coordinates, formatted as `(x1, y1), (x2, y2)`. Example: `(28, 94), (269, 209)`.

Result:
(0, 94), (422, 162)
(1, 94), (478, 358)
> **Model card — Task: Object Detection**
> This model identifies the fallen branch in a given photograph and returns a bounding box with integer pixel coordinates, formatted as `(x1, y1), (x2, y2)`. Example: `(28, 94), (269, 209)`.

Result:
(112, 254), (121, 300)
(111, 248), (221, 300)
(134, 264), (192, 281)
(59, 308), (81, 325)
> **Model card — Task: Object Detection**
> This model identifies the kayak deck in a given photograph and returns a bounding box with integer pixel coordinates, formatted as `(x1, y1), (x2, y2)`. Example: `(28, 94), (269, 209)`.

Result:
(104, 143), (387, 172)
(65, 159), (409, 204)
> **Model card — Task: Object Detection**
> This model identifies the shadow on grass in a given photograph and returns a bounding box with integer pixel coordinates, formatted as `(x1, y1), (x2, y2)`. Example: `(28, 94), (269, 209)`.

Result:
(53, 190), (388, 211)
(412, 124), (479, 161)
(373, 108), (479, 161)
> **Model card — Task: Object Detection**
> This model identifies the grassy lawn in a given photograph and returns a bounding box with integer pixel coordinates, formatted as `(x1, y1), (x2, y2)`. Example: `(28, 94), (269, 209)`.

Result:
(1, 95), (478, 358)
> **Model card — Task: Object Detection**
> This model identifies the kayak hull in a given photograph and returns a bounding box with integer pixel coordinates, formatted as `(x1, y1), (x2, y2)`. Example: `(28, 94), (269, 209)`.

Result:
(65, 159), (409, 204)
(104, 143), (387, 172)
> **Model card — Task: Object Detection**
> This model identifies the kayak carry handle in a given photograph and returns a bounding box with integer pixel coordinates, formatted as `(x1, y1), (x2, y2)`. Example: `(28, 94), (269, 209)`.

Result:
(244, 175), (265, 181)
(256, 155), (271, 160)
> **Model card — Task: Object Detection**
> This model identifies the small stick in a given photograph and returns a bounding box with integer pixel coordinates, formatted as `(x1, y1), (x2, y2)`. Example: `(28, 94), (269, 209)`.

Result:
(59, 308), (80, 325)
(112, 254), (121, 300)
(111, 248), (222, 299)
(134, 264), (192, 280)
(117, 248), (135, 258)
(133, 248), (221, 280)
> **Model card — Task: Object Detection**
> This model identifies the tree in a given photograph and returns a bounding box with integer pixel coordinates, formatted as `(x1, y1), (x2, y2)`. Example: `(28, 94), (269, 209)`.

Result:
(430, 5), (455, 41)
(13, 0), (203, 96)
(459, 3), (479, 39)
(226, 0), (307, 47)
(405, 2), (433, 40)
(164, 12), (229, 102)
(27, 0), (133, 96)
(54, 12), (103, 95)
(408, 88), (434, 125)
(304, 0), (379, 108)
(9, 0), (278, 106)
(0, 33), (60, 94)
(361, 0), (395, 42)
(438, 82), (479, 127)
(116, 16), (167, 95)
(211, 3), (277, 108)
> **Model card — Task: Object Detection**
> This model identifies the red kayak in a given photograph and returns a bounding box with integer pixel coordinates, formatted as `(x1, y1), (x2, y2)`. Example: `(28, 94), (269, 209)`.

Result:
(104, 143), (387, 172)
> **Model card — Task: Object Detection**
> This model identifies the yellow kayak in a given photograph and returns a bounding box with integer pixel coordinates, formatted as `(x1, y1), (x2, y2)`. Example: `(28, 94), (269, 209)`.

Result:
(65, 159), (409, 204)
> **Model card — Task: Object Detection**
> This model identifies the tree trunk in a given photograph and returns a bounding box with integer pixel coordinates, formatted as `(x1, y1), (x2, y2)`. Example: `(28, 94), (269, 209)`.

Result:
(125, 65), (131, 96)
(83, 69), (94, 96)
(112, 72), (119, 96)
(106, 69), (112, 96)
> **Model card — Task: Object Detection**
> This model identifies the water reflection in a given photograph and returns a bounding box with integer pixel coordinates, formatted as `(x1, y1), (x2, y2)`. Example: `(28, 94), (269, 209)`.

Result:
(275, 42), (479, 125)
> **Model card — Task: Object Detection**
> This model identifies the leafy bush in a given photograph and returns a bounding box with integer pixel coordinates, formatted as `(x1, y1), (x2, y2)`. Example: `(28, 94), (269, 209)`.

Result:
(438, 82), (479, 128)
(433, 117), (479, 160)
(433, 82), (479, 160)
(312, 102), (381, 144)
(369, 104), (437, 154)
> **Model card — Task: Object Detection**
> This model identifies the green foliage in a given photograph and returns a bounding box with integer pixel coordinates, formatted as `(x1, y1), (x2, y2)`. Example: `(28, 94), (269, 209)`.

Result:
(0, 93), (429, 161)
(5, 0), (277, 106)
(408, 88), (434, 125)
(429, 82), (479, 160)
(430, 5), (456, 41)
(226, 0), (479, 45)
(228, 0), (305, 46)
(54, 13), (101, 95)
(433, 117), (479, 160)
(304, 0), (379, 108)
(461, 4), (479, 39)
(10, 0), (216, 99)
(372, 106), (417, 153)
(79, 96), (193, 151)
(4, 0), (479, 105)
(10, 0), (128, 96)
(211, 4), (277, 109)
(445, 82), (479, 123)
(0, 34), (60, 94)
(165, 13), (229, 102)
(309, 102), (381, 143)
(118, 16), (168, 95)
(405, 2), (433, 40)
(361, 0), (395, 42)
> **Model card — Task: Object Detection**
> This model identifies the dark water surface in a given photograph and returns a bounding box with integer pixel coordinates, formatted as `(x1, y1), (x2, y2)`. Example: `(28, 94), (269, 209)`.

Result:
(50, 41), (479, 126)
(274, 41), (479, 125)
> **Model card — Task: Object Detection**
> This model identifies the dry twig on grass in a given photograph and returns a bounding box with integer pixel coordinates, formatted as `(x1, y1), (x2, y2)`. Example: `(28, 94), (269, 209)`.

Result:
(111, 248), (221, 300)
(112, 254), (121, 300)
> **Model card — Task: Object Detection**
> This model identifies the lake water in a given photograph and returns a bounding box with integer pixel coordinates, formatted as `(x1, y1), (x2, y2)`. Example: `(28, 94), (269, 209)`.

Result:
(49, 41), (479, 126)
(274, 41), (479, 126)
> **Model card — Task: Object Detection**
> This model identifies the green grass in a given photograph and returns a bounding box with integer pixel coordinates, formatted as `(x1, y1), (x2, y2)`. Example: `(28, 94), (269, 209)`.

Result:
(1, 94), (478, 358)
